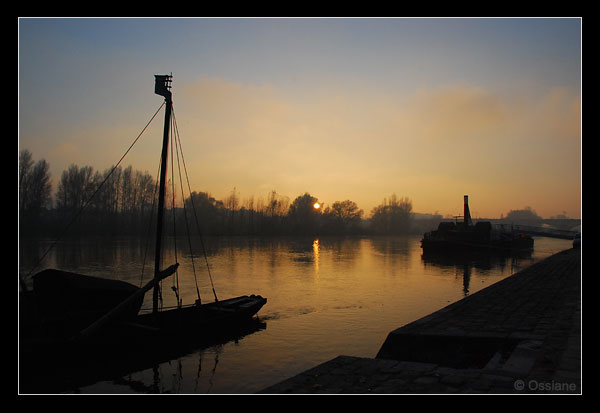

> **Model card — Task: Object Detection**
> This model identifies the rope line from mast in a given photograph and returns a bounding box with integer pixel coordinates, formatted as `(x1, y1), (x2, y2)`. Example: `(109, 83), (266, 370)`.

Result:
(25, 102), (166, 280)
(171, 109), (202, 304)
(169, 110), (182, 308)
(172, 108), (219, 302)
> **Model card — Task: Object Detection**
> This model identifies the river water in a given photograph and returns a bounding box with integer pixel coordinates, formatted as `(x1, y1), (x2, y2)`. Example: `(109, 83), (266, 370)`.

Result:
(19, 235), (572, 394)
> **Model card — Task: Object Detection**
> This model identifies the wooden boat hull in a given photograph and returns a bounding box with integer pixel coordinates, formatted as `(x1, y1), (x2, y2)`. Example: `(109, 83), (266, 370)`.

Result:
(21, 294), (267, 349)
(20, 269), (144, 342)
(21, 267), (266, 350)
(132, 295), (268, 338)
(19, 295), (267, 393)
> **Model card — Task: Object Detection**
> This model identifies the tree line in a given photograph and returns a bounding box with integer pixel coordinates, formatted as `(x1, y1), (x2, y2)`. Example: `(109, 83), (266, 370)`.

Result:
(19, 150), (157, 236)
(18, 150), (436, 237)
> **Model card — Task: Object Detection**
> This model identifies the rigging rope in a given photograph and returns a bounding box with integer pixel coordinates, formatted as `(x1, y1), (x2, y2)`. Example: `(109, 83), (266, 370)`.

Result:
(169, 111), (181, 308)
(171, 111), (202, 304)
(24, 99), (221, 309)
(172, 108), (219, 302)
(25, 102), (166, 280)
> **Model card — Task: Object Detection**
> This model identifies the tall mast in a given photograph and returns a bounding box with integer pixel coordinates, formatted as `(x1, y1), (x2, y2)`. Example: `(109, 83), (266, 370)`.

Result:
(153, 74), (173, 314)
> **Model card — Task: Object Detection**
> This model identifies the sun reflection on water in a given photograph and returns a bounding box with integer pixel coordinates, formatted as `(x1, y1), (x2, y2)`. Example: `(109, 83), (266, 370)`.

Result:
(312, 238), (320, 273)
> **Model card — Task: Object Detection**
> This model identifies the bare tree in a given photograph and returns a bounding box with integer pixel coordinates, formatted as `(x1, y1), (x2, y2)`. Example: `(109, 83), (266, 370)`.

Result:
(19, 149), (34, 213)
(323, 200), (364, 234)
(19, 150), (52, 232)
(370, 194), (413, 234)
(288, 192), (320, 235)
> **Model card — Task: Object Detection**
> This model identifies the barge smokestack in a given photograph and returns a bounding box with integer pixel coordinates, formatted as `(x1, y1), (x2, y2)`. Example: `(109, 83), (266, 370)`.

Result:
(464, 195), (472, 227)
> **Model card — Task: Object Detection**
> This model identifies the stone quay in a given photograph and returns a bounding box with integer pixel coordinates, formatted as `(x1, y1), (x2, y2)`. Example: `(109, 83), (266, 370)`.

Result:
(259, 247), (581, 394)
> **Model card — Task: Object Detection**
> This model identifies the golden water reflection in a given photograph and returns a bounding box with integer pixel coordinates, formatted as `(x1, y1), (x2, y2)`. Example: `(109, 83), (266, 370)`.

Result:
(19, 235), (573, 393)
(312, 238), (320, 273)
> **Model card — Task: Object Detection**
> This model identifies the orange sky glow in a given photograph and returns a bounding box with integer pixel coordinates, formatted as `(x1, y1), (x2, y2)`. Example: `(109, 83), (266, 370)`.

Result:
(19, 18), (582, 219)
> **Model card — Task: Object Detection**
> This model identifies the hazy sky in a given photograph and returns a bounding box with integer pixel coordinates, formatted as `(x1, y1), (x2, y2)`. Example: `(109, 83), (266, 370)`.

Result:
(18, 17), (581, 219)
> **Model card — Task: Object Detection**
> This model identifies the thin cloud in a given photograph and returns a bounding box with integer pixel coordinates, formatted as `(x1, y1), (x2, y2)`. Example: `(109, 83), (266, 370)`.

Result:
(170, 77), (580, 217)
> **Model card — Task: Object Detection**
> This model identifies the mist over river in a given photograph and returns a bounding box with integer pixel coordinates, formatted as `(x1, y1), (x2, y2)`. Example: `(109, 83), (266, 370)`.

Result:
(19, 235), (572, 393)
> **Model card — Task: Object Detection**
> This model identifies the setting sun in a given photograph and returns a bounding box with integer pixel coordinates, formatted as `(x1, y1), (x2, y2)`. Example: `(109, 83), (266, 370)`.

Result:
(313, 202), (320, 209)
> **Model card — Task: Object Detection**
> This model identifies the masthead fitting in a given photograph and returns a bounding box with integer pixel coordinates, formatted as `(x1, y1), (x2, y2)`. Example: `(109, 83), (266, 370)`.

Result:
(154, 74), (172, 99)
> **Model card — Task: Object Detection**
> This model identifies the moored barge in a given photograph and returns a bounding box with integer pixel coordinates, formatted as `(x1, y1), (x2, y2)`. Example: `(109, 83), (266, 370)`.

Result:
(421, 196), (534, 253)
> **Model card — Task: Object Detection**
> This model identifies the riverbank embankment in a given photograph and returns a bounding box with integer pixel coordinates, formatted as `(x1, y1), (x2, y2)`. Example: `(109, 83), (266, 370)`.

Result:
(259, 247), (581, 394)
